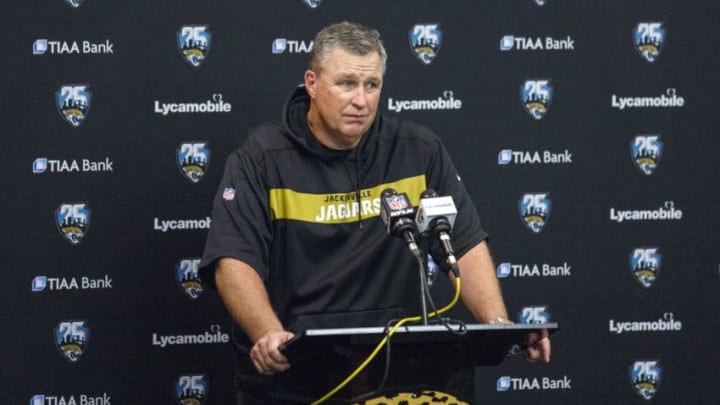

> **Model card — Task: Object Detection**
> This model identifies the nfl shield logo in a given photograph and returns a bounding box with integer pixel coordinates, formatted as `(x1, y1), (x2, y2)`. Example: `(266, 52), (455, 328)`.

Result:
(630, 360), (662, 400)
(175, 373), (209, 405)
(521, 79), (553, 120)
(519, 193), (551, 233)
(630, 247), (662, 288)
(177, 142), (210, 183)
(176, 258), (204, 299)
(222, 187), (236, 201)
(386, 194), (409, 210)
(55, 320), (90, 363)
(409, 24), (442, 65)
(56, 203), (91, 245)
(634, 22), (666, 63)
(533, 0), (547, 5)
(178, 25), (212, 67)
(56, 85), (91, 127)
(631, 135), (663, 175)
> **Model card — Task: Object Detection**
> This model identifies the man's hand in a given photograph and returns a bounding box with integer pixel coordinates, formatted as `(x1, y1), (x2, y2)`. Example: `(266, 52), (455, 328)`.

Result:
(250, 330), (295, 375)
(524, 329), (551, 363)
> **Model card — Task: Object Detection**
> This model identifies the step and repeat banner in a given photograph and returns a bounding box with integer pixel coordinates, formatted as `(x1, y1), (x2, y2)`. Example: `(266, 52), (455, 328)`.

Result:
(2, 0), (718, 404)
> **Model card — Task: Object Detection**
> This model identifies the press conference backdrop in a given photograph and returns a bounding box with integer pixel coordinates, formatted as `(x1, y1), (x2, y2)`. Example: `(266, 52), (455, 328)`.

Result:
(2, 0), (718, 404)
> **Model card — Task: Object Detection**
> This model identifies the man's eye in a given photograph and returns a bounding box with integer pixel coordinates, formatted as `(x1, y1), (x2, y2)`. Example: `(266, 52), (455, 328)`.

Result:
(365, 82), (379, 91)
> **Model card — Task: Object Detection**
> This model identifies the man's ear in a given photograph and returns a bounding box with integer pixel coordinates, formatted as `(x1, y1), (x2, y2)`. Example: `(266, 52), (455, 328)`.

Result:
(304, 70), (317, 97)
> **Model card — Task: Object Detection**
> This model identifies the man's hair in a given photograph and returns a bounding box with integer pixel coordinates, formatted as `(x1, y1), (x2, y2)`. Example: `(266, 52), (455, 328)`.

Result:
(309, 21), (387, 74)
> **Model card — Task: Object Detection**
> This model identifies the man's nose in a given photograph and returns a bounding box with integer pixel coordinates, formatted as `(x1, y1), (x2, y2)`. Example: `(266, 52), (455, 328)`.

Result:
(350, 87), (368, 108)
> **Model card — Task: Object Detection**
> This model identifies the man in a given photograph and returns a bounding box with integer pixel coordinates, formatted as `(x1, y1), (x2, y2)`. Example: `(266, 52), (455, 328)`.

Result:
(201, 21), (550, 404)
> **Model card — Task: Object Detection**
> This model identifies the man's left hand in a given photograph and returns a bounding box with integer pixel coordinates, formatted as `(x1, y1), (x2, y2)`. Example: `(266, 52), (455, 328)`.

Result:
(524, 329), (551, 363)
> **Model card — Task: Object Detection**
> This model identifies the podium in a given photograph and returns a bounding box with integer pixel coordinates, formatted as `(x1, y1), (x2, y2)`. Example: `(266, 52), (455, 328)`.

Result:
(282, 322), (559, 401)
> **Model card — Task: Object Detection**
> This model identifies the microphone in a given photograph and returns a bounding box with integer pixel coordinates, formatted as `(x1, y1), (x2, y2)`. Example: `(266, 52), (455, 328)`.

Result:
(379, 188), (421, 258)
(415, 189), (459, 276)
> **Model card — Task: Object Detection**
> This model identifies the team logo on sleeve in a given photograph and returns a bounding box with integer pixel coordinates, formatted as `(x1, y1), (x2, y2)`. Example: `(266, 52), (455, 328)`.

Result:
(518, 306), (551, 324)
(303, 0), (322, 8)
(64, 0), (85, 8)
(56, 85), (91, 127)
(631, 135), (663, 175)
(630, 247), (662, 288)
(56, 203), (91, 245)
(177, 142), (210, 183)
(634, 22), (666, 63)
(55, 320), (90, 362)
(176, 258), (204, 299)
(177, 25), (211, 67)
(175, 373), (209, 405)
(409, 24), (442, 65)
(519, 193), (551, 233)
(630, 360), (662, 400)
(521, 79), (553, 120)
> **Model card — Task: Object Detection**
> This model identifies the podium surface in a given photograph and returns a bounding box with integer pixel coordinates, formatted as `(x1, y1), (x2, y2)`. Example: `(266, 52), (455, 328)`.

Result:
(284, 322), (558, 367)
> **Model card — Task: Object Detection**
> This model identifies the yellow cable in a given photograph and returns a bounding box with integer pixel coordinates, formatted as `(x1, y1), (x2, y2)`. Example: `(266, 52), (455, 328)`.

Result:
(310, 277), (462, 405)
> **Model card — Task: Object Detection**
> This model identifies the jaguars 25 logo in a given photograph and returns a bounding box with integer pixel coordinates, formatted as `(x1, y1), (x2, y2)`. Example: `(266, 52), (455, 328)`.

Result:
(630, 360), (662, 400)
(518, 306), (551, 324)
(409, 24), (442, 65)
(176, 258), (204, 299)
(521, 79), (553, 120)
(634, 22), (666, 63)
(55, 320), (90, 363)
(519, 193), (551, 233)
(56, 203), (91, 245)
(177, 25), (212, 67)
(177, 142), (210, 183)
(64, 0), (85, 8)
(303, 0), (322, 8)
(175, 373), (209, 405)
(630, 247), (662, 288)
(56, 85), (91, 127)
(631, 135), (663, 175)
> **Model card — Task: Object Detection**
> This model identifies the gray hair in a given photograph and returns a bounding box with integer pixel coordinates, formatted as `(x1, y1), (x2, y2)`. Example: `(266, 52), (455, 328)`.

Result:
(309, 21), (387, 74)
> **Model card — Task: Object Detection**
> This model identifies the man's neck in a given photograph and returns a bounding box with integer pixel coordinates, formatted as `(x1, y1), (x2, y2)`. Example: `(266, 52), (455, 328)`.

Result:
(306, 108), (361, 150)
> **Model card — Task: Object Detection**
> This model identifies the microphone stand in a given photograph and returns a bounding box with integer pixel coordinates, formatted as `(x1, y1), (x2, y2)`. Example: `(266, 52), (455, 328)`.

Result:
(416, 254), (429, 325)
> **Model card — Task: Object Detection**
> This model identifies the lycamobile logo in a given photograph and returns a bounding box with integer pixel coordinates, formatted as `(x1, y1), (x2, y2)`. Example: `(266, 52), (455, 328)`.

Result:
(388, 91), (462, 113)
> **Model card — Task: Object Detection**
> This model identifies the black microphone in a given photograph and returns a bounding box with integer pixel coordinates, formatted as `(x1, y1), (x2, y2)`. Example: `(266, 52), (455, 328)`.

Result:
(415, 189), (459, 276)
(379, 188), (421, 258)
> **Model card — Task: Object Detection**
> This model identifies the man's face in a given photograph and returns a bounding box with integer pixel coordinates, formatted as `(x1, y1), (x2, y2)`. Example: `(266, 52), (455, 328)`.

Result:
(305, 47), (384, 149)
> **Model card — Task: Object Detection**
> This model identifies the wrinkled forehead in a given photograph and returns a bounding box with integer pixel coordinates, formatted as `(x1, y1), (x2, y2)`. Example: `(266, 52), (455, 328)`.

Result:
(319, 48), (384, 79)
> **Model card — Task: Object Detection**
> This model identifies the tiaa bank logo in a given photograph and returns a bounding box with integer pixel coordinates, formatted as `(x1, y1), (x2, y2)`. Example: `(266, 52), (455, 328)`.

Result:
(303, 0), (322, 8)
(175, 373), (209, 405)
(64, 0), (85, 8)
(56, 85), (91, 127)
(630, 360), (662, 400)
(519, 193), (551, 233)
(631, 135), (663, 175)
(56, 203), (91, 245)
(518, 306), (551, 324)
(55, 320), (90, 363)
(630, 247), (662, 288)
(177, 142), (210, 183)
(176, 258), (204, 299)
(634, 22), (666, 63)
(177, 25), (211, 67)
(409, 24), (442, 65)
(521, 79), (553, 120)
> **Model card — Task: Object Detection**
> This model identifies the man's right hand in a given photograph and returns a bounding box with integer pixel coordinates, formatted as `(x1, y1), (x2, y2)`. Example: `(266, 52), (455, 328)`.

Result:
(250, 330), (295, 375)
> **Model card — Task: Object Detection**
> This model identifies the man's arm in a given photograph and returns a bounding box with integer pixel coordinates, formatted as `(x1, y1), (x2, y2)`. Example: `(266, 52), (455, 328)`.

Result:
(451, 240), (509, 323)
(215, 257), (294, 374)
(451, 240), (551, 363)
